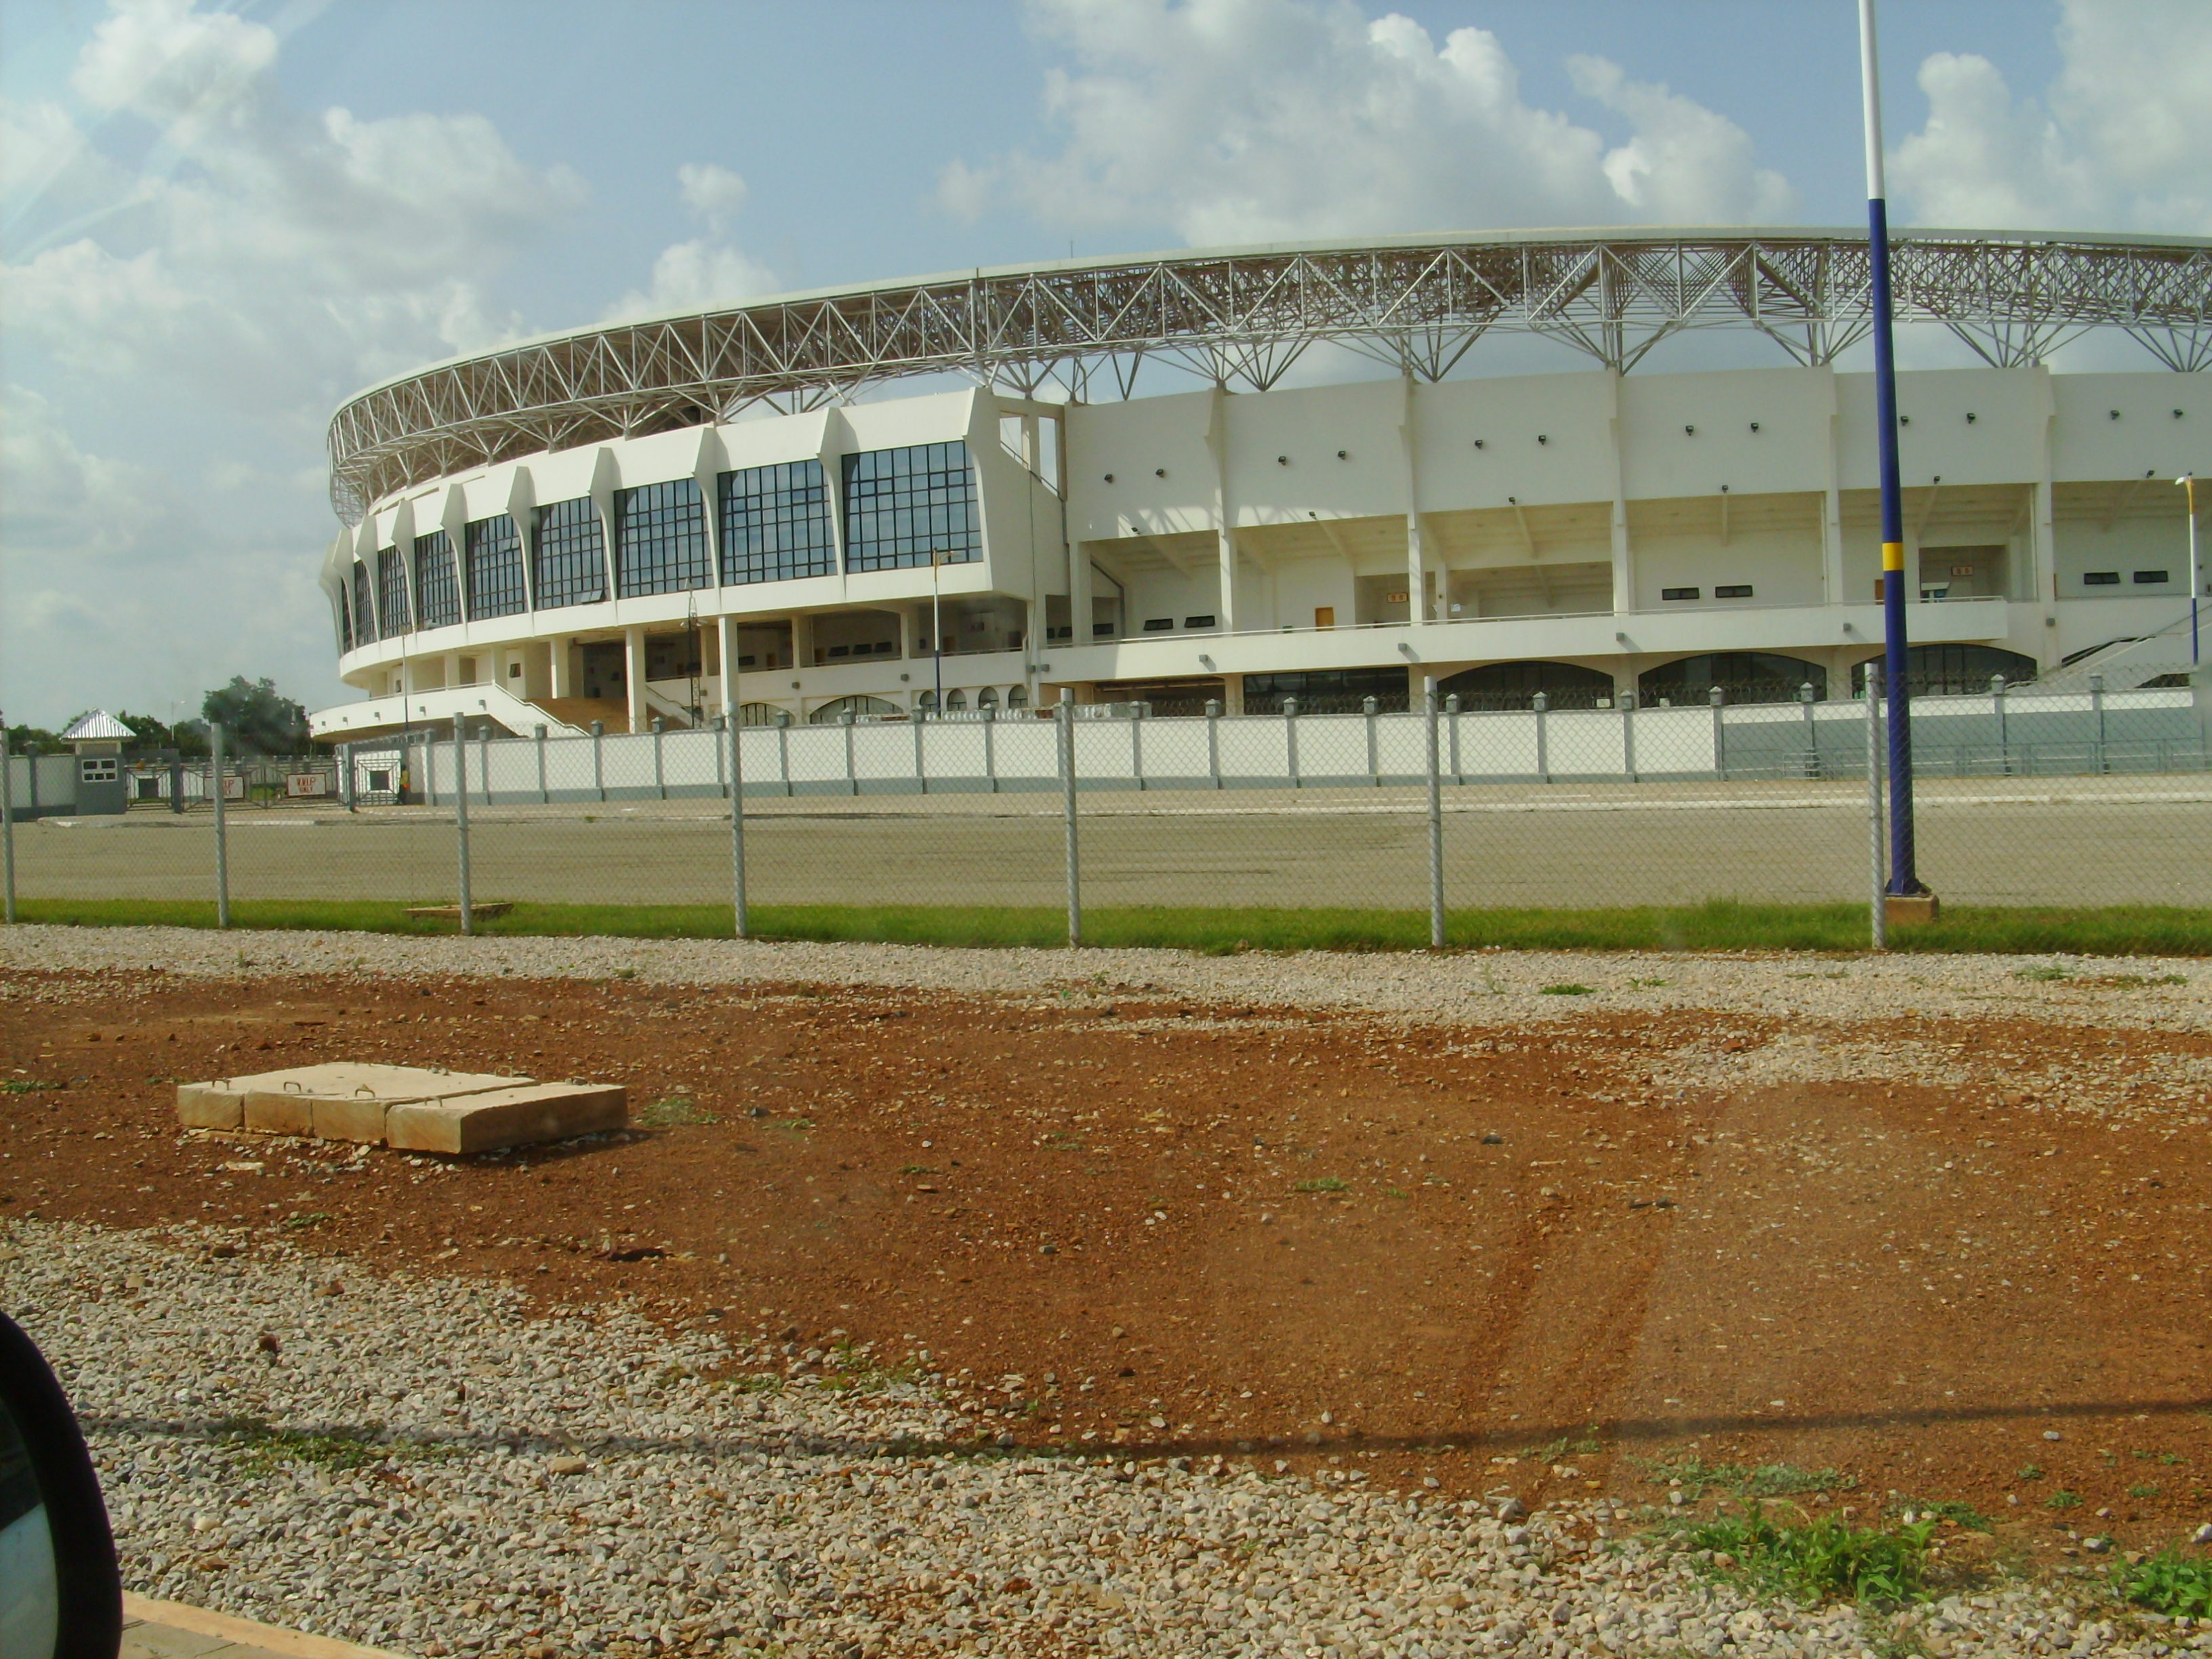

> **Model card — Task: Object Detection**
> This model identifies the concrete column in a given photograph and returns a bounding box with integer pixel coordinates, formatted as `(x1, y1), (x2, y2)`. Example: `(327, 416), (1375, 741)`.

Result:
(549, 636), (574, 699)
(1206, 387), (1237, 631)
(623, 626), (647, 734)
(718, 615), (741, 722)
(1608, 377), (1633, 614)
(1399, 375), (1429, 621)
(1822, 381), (1845, 605)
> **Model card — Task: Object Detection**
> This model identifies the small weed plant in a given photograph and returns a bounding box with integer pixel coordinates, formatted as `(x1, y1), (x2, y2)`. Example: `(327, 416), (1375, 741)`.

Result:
(1540, 983), (1596, 996)
(2044, 1489), (2083, 1510)
(1682, 1510), (1938, 1606)
(2113, 1550), (2212, 1618)
(638, 1095), (718, 1128)
(1293, 1176), (1349, 1193)
(214, 1416), (450, 1473)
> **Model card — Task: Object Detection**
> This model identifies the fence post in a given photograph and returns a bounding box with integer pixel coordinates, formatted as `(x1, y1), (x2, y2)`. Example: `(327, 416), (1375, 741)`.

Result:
(170, 750), (185, 815)
(2089, 673), (2108, 773)
(653, 717), (668, 800)
(453, 717), (473, 937)
(1363, 695), (1380, 785)
(728, 713), (748, 940)
(1446, 693), (1463, 783)
(1866, 686), (1887, 950)
(211, 722), (230, 930)
(913, 708), (927, 793)
(1534, 692), (1550, 783)
(777, 713), (792, 796)
(1, 714), (16, 924)
(1621, 690), (1639, 783)
(536, 725), (550, 804)
(1800, 681), (1820, 779)
(1129, 702), (1145, 792)
(1424, 678), (1445, 949)
(590, 720), (606, 802)
(1284, 696), (1301, 787)
(478, 731), (492, 806)
(1204, 700), (1223, 789)
(983, 710), (998, 794)
(1059, 689), (1081, 947)
(1990, 674), (2009, 775)
(1710, 685), (1727, 781)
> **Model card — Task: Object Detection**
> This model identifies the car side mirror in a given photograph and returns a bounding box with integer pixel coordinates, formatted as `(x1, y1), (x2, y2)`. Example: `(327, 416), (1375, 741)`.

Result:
(0, 1309), (122, 1659)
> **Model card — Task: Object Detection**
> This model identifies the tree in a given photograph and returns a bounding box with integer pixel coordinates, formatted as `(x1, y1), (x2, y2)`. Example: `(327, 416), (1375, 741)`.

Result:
(3, 722), (62, 754)
(112, 710), (209, 758)
(201, 677), (311, 756)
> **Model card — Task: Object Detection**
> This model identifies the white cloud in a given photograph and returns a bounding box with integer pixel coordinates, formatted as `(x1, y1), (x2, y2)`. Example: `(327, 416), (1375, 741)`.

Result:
(1890, 0), (2212, 234)
(3, 0), (585, 416)
(939, 0), (1794, 243)
(607, 163), (777, 319)
(676, 161), (749, 234)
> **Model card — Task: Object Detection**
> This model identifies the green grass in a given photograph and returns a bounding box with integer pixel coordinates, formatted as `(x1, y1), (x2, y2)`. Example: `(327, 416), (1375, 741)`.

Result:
(1680, 1511), (1940, 1606)
(213, 1415), (450, 1473)
(1292, 1175), (1350, 1193)
(636, 1094), (718, 1128)
(1643, 1455), (1854, 1499)
(2113, 1549), (2212, 1618)
(9, 896), (2212, 957)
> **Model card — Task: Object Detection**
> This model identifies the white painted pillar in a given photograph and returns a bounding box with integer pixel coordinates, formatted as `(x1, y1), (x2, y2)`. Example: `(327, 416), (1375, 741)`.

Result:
(1608, 375), (1634, 614)
(623, 626), (647, 733)
(718, 615), (741, 722)
(1206, 387), (1237, 631)
(550, 636), (574, 699)
(1821, 375), (1845, 605)
(1399, 375), (1429, 622)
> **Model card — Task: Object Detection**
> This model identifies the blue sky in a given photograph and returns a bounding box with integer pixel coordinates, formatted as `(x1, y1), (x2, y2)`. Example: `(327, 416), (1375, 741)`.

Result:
(1, 0), (2203, 725)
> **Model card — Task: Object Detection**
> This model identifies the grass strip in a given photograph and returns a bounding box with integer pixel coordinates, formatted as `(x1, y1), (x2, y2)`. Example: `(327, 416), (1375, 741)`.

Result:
(7, 897), (2212, 956)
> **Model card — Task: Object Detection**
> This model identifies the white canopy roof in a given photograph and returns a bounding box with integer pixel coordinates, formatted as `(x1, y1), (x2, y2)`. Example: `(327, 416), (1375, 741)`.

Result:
(60, 710), (135, 742)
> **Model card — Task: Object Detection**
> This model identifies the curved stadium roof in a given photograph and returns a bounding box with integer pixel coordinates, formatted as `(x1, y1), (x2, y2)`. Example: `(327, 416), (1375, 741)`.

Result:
(328, 226), (2212, 522)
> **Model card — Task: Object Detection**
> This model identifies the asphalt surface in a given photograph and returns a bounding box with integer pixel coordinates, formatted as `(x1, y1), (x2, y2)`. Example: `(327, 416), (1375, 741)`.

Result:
(9, 775), (2208, 909)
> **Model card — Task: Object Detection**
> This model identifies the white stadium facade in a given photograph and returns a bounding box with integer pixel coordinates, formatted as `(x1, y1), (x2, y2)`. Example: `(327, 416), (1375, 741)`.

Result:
(307, 228), (2211, 741)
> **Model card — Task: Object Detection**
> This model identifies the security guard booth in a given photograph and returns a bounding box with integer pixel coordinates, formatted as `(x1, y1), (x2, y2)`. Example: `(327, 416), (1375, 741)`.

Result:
(59, 710), (134, 816)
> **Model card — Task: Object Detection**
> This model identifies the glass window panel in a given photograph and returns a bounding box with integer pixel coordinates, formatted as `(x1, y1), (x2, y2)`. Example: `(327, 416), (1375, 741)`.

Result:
(614, 477), (710, 598)
(352, 562), (375, 644)
(375, 545), (411, 634)
(412, 529), (460, 630)
(464, 514), (528, 619)
(532, 497), (608, 610)
(842, 440), (982, 573)
(719, 459), (835, 585)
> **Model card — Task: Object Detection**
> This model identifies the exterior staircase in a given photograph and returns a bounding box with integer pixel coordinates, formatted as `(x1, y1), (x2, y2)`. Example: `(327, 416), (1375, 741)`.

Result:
(2032, 612), (2203, 694)
(528, 697), (634, 734)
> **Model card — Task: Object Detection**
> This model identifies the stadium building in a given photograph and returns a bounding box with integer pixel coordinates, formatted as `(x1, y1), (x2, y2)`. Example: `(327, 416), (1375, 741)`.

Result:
(308, 229), (2211, 741)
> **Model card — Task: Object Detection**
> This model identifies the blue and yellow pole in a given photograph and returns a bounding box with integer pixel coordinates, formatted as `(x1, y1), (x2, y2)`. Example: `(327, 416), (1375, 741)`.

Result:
(1860, 0), (1925, 899)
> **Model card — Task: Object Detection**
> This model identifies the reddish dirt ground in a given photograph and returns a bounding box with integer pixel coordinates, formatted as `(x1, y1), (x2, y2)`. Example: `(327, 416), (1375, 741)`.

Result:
(5, 966), (2209, 1565)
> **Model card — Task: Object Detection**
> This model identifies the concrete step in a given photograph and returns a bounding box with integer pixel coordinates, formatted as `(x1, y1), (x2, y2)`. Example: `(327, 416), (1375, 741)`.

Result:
(123, 1592), (413, 1659)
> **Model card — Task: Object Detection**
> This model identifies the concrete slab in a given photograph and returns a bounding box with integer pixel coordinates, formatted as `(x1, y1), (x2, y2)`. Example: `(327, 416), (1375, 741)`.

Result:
(123, 1593), (413, 1659)
(179, 1063), (527, 1138)
(385, 1080), (628, 1155)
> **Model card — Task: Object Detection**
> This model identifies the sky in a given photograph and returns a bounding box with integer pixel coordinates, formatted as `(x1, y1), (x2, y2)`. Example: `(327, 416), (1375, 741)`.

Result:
(2, 0), (2208, 726)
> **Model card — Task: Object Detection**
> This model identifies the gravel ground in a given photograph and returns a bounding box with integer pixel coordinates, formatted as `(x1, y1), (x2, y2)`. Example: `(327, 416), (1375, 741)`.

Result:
(9, 1219), (2197, 1659)
(0, 924), (2207, 1033)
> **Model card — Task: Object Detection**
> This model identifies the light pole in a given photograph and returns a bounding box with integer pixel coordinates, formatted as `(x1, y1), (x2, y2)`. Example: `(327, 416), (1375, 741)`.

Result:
(1860, 0), (1929, 905)
(2180, 473), (2202, 667)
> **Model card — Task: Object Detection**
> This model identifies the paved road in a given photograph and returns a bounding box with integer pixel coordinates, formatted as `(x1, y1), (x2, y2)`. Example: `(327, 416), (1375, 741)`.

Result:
(11, 777), (2207, 909)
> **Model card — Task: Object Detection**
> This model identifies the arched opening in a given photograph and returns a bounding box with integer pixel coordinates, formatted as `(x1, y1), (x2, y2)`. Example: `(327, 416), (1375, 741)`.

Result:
(977, 686), (1000, 709)
(1005, 684), (1030, 709)
(806, 695), (899, 724)
(915, 689), (939, 712)
(945, 689), (968, 710)
(735, 702), (784, 727)
(1851, 644), (2038, 697)
(1436, 661), (1616, 711)
(1641, 653), (1827, 705)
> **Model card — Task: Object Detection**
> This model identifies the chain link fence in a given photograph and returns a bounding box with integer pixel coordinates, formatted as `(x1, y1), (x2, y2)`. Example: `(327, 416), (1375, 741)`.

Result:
(3, 672), (2209, 939)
